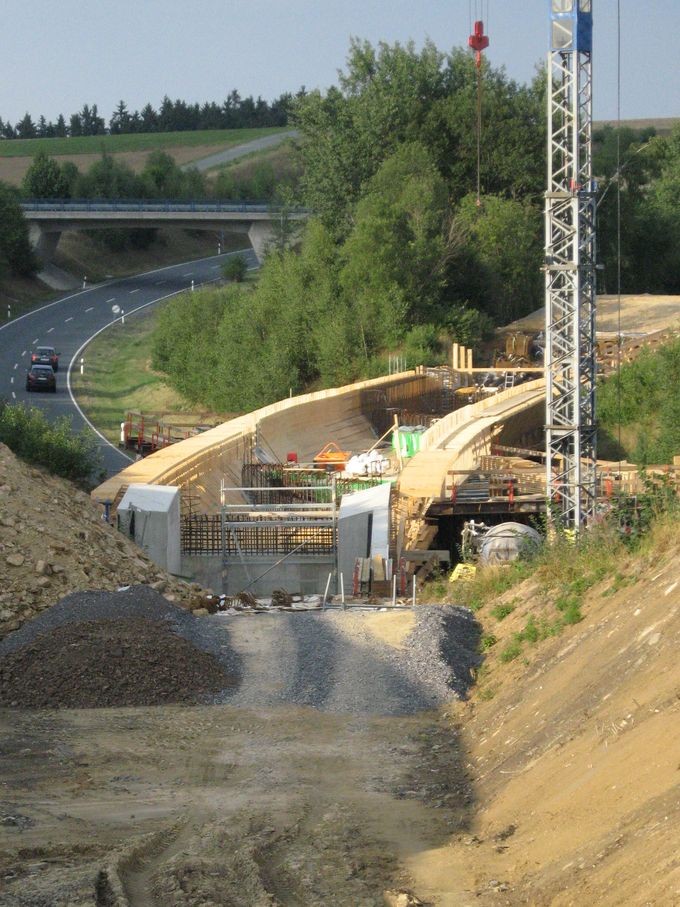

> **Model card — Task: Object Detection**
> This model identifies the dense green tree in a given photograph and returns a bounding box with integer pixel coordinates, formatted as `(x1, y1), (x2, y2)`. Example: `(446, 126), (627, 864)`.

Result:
(0, 182), (38, 276)
(74, 152), (140, 198)
(109, 100), (131, 134)
(221, 255), (248, 282)
(22, 150), (70, 198)
(293, 39), (545, 237)
(15, 112), (36, 138)
(339, 142), (449, 331)
(452, 194), (543, 323)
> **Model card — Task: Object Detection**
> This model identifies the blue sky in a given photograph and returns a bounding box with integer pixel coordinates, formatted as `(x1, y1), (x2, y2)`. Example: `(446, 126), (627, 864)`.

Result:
(4, 0), (678, 125)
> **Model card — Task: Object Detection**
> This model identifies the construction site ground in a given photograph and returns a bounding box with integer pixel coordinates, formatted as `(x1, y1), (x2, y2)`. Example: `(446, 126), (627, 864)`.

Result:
(1, 441), (679, 904)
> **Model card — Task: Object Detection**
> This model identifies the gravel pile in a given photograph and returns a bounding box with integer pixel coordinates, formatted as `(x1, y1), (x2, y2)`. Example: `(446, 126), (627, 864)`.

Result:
(0, 586), (239, 709)
(399, 606), (482, 700)
(215, 605), (482, 716)
(0, 588), (479, 714)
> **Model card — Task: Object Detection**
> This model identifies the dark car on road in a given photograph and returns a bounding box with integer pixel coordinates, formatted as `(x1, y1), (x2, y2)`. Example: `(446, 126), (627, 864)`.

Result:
(31, 346), (59, 371)
(26, 364), (56, 393)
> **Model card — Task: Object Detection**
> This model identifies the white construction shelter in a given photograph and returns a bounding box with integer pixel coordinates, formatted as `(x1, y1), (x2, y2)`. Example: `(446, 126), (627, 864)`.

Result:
(117, 484), (181, 574)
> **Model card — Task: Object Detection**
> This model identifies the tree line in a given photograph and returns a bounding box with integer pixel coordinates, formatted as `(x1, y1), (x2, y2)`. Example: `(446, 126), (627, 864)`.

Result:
(0, 89), (298, 140)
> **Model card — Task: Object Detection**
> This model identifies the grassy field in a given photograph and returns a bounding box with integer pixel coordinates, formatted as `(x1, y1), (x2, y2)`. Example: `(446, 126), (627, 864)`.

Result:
(71, 305), (236, 444)
(0, 127), (288, 158)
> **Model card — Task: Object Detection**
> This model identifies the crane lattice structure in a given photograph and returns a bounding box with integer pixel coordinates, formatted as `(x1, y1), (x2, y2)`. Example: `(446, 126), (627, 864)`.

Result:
(545, 0), (597, 529)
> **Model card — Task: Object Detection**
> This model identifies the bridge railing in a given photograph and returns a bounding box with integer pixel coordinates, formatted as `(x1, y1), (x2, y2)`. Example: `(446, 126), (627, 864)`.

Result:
(21, 198), (309, 215)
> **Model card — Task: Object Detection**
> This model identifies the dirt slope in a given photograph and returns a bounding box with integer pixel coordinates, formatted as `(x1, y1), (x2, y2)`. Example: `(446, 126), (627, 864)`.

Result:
(429, 531), (680, 905)
(0, 443), (207, 637)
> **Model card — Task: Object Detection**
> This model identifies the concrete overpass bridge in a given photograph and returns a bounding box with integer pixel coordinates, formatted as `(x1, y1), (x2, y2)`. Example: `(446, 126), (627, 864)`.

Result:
(21, 199), (310, 262)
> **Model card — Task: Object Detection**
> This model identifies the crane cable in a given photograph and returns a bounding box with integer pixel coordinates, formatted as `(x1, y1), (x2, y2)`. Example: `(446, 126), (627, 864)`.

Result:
(615, 0), (623, 463)
(468, 0), (490, 207)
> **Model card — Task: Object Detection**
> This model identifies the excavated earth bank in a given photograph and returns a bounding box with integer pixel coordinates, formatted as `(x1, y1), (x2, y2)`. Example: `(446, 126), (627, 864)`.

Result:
(1, 440), (679, 905)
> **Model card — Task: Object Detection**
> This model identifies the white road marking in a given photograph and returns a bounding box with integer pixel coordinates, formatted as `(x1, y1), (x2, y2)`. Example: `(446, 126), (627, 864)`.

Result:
(85, 307), (94, 313)
(106, 298), (116, 303)
(10, 377), (14, 384)
(65, 316), (73, 322)
(21, 350), (26, 356)
(13, 363), (18, 370)
(11, 392), (16, 399)
(47, 327), (54, 333)
(129, 288), (140, 294)
(182, 272), (193, 276)
(33, 338), (38, 344)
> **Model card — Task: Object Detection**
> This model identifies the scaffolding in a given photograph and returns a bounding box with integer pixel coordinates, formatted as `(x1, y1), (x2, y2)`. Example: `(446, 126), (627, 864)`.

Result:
(544, 0), (597, 529)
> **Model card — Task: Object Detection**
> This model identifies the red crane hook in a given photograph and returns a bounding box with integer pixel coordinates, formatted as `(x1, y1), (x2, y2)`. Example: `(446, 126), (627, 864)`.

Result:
(468, 20), (489, 68)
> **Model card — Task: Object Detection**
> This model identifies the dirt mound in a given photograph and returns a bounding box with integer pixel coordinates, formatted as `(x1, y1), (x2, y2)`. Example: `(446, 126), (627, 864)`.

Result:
(0, 618), (234, 709)
(0, 586), (238, 708)
(0, 443), (210, 639)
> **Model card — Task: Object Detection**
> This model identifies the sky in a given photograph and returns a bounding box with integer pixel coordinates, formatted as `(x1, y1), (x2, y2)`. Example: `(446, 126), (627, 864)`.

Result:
(3, 0), (678, 127)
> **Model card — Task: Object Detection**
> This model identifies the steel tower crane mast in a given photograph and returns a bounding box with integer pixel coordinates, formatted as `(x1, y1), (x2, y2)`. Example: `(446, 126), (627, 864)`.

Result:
(545, 0), (597, 530)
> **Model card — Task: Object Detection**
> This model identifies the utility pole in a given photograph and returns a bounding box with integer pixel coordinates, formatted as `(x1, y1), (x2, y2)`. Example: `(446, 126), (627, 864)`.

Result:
(544, 0), (597, 530)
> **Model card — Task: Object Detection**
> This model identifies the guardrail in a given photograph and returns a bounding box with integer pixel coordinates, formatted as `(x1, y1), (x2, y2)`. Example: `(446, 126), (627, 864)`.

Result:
(21, 198), (309, 215)
(416, 378), (546, 453)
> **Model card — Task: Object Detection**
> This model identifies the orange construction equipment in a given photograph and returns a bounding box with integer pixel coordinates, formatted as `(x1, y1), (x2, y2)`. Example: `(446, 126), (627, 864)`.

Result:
(313, 442), (351, 471)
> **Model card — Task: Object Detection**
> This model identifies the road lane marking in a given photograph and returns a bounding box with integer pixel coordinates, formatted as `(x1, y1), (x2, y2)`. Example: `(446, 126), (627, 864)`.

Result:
(65, 317), (73, 322)
(21, 350), (26, 356)
(129, 288), (140, 294)
(106, 298), (116, 303)
(13, 363), (18, 370)
(47, 327), (54, 333)
(0, 249), (252, 343)
(33, 338), (38, 344)
(11, 392), (15, 399)
(10, 377), (13, 384)
(182, 272), (193, 276)
(85, 307), (94, 313)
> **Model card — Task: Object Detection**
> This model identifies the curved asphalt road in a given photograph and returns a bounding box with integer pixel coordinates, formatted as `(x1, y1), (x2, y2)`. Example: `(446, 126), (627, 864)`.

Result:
(180, 129), (298, 173)
(0, 247), (257, 477)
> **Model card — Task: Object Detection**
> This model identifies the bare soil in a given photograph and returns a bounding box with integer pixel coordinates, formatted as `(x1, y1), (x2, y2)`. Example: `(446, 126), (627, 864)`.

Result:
(1, 403), (679, 904)
(507, 293), (680, 336)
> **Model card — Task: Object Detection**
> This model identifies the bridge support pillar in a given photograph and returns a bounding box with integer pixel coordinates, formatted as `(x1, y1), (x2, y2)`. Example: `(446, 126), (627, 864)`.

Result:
(248, 221), (276, 262)
(29, 225), (61, 264)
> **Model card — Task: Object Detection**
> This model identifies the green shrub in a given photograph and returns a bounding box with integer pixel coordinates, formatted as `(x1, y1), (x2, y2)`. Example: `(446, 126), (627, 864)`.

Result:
(490, 603), (516, 621)
(0, 401), (101, 483)
(221, 254), (248, 282)
(500, 640), (522, 663)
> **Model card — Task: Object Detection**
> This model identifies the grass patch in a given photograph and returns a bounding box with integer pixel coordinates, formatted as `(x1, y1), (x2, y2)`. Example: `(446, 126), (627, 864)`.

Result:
(490, 602), (516, 621)
(0, 127), (289, 159)
(55, 228), (247, 283)
(462, 561), (533, 611)
(499, 639), (522, 663)
(71, 306), (233, 443)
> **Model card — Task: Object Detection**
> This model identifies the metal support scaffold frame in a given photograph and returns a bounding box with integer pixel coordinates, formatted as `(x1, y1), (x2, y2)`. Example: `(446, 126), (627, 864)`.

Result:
(545, 0), (597, 529)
